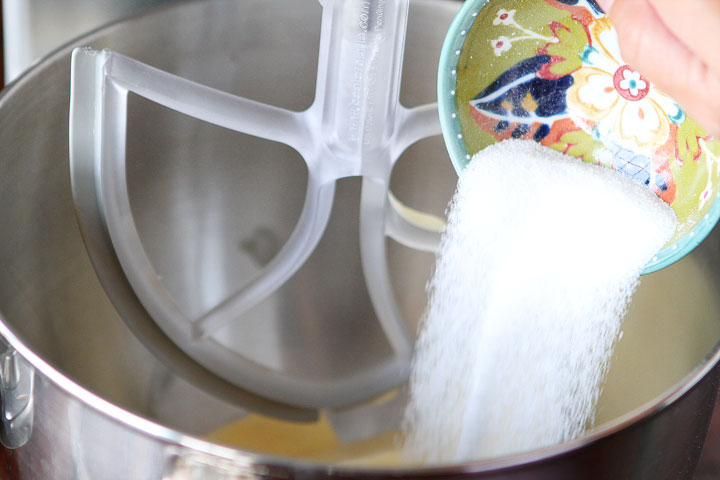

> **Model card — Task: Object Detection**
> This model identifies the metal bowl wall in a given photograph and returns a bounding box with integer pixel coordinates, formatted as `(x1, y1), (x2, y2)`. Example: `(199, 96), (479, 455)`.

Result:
(0, 0), (718, 478)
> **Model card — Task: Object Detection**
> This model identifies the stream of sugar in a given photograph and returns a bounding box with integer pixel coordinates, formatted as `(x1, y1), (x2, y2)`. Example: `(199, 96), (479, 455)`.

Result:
(402, 139), (677, 462)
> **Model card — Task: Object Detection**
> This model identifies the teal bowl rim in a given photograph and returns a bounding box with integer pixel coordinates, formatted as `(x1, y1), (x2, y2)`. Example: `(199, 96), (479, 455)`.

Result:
(437, 0), (720, 275)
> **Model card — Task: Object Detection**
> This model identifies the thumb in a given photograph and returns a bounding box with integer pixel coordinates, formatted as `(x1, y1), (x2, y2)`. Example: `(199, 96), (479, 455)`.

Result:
(597, 0), (720, 137)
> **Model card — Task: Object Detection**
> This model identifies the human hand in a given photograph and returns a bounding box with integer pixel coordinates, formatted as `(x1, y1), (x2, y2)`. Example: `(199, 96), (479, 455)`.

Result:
(596, 0), (720, 138)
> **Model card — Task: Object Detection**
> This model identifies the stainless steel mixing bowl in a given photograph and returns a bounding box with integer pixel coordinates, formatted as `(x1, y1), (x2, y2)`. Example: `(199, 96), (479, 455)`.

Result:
(0, 0), (719, 478)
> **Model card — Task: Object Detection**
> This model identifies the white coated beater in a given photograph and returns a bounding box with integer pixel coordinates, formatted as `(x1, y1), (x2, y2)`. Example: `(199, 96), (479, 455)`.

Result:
(69, 0), (444, 413)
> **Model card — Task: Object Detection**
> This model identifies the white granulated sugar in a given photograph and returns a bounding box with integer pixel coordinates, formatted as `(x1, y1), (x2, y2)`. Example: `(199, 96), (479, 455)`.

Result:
(402, 139), (677, 463)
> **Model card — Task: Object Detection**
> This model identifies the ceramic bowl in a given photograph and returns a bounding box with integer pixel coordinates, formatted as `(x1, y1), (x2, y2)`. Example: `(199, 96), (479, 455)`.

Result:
(438, 0), (720, 273)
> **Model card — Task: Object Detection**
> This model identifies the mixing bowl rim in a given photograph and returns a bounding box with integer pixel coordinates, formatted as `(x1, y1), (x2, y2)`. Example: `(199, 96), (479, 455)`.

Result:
(0, 0), (718, 474)
(1, 296), (717, 475)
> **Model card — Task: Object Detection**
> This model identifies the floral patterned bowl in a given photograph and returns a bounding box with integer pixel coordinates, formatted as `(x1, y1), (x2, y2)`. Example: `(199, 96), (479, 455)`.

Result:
(438, 0), (720, 273)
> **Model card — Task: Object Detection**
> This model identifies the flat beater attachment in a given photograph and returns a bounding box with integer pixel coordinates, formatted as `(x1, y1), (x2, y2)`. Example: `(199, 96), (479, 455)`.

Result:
(69, 0), (444, 429)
